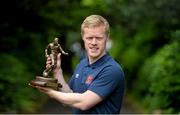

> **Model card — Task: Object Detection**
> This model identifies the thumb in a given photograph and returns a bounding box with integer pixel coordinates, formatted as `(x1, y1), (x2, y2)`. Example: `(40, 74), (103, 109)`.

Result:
(56, 53), (61, 68)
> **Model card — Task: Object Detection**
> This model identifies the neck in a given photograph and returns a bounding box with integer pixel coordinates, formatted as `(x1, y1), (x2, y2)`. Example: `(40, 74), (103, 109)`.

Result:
(88, 51), (106, 64)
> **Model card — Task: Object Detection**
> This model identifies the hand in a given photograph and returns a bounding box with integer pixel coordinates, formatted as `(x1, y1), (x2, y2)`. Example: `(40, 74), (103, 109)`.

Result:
(46, 56), (53, 69)
(35, 85), (54, 97)
(53, 53), (62, 74)
(29, 83), (55, 97)
(46, 53), (62, 72)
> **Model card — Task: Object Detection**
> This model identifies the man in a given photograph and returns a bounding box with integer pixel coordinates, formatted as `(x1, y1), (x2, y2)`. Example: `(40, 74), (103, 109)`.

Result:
(35, 15), (125, 114)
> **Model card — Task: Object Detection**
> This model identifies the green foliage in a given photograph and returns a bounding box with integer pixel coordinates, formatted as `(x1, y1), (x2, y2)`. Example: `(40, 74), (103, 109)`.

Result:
(0, 0), (180, 113)
(135, 41), (180, 113)
(121, 46), (142, 72)
(109, 27), (128, 59)
(0, 54), (44, 113)
(112, 22), (157, 86)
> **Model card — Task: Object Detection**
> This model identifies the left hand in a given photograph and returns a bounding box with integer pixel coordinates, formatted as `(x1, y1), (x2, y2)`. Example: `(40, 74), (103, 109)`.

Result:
(30, 84), (54, 97)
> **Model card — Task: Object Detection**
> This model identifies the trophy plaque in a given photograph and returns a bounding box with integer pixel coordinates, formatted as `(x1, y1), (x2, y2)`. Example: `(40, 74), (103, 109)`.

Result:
(29, 37), (68, 90)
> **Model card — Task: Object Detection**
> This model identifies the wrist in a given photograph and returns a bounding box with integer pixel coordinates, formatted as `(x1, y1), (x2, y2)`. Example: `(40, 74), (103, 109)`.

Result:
(53, 68), (62, 75)
(49, 89), (56, 98)
(53, 68), (63, 79)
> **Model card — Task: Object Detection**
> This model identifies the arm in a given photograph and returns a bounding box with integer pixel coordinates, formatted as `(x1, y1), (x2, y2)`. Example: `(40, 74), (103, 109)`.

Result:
(58, 44), (68, 55)
(42, 53), (103, 110)
(46, 53), (71, 93)
(36, 86), (102, 110)
(53, 68), (72, 93)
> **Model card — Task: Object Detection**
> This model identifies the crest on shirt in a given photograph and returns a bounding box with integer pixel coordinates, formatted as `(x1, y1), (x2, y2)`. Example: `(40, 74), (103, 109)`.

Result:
(75, 74), (79, 78)
(85, 75), (93, 84)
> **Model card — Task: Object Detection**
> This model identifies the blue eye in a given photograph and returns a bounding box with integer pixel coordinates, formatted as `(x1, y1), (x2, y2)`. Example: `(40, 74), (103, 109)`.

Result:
(96, 37), (103, 40)
(86, 37), (93, 40)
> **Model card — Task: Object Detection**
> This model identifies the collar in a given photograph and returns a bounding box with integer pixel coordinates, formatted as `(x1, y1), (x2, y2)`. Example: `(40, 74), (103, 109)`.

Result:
(84, 53), (110, 69)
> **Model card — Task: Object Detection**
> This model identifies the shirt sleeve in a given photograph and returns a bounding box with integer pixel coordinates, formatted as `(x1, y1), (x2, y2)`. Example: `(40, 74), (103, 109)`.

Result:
(88, 65), (124, 99)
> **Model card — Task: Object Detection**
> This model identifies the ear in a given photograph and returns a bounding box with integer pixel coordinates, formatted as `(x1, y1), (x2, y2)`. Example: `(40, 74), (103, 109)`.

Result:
(106, 36), (109, 42)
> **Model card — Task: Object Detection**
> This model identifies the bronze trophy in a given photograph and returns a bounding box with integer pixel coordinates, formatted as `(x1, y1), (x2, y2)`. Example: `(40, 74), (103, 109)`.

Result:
(29, 37), (68, 90)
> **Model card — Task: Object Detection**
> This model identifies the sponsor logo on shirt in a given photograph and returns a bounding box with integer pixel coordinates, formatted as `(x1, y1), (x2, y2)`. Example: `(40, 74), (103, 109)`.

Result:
(75, 74), (79, 78)
(85, 75), (93, 84)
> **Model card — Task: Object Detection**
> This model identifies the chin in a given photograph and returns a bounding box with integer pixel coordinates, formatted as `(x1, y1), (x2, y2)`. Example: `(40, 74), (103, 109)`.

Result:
(89, 53), (100, 59)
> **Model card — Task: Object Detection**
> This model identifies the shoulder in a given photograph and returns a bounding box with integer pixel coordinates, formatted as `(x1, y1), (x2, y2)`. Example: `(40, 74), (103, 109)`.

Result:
(105, 55), (123, 71)
(78, 58), (87, 67)
(74, 58), (87, 71)
(100, 56), (125, 80)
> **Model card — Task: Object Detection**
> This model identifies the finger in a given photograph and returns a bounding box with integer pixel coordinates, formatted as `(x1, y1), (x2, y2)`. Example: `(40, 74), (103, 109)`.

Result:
(28, 83), (36, 88)
(36, 86), (49, 92)
(46, 64), (51, 69)
(47, 57), (51, 61)
(46, 60), (52, 65)
(46, 59), (52, 68)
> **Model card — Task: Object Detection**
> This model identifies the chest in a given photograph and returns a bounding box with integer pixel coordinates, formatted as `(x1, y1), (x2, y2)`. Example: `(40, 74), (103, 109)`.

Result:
(72, 66), (101, 93)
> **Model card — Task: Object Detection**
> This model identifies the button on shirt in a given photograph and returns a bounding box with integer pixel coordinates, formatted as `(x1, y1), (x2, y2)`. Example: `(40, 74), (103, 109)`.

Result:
(69, 54), (125, 114)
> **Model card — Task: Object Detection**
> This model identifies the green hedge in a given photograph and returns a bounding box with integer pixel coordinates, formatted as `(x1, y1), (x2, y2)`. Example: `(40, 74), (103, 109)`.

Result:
(0, 54), (45, 113)
(135, 41), (180, 113)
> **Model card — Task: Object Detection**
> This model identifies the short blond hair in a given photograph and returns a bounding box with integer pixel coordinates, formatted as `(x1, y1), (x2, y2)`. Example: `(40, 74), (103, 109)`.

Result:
(81, 15), (110, 37)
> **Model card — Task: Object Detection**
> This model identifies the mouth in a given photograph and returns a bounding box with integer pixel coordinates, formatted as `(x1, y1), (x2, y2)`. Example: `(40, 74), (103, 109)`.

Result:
(89, 47), (99, 52)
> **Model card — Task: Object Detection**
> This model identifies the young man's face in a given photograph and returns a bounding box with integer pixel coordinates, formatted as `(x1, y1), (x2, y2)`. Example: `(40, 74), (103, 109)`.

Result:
(82, 25), (108, 61)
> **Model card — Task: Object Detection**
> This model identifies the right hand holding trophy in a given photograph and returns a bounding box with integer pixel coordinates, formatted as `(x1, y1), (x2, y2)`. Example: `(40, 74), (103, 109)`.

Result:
(29, 37), (68, 90)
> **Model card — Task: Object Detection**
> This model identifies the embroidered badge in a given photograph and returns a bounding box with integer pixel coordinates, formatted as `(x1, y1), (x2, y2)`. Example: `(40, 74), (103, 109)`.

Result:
(75, 74), (79, 78)
(85, 75), (93, 84)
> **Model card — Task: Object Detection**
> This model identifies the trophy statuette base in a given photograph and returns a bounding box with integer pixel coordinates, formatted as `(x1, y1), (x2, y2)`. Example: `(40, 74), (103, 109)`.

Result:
(29, 76), (62, 90)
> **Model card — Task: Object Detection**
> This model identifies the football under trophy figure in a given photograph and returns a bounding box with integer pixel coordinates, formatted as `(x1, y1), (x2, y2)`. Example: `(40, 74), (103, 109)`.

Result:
(29, 37), (68, 90)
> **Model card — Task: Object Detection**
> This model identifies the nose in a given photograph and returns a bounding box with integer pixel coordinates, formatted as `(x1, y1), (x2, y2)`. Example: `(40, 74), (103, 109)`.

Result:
(91, 38), (97, 45)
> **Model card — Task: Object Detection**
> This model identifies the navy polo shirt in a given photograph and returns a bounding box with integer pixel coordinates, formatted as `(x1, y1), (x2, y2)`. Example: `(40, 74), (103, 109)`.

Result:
(69, 54), (125, 114)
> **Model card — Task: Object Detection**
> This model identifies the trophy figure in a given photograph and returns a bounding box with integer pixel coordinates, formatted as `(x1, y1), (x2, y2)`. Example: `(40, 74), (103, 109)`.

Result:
(29, 37), (68, 90)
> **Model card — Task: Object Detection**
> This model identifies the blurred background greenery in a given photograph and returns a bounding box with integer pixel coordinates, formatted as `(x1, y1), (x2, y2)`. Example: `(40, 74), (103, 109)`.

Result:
(0, 0), (179, 114)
